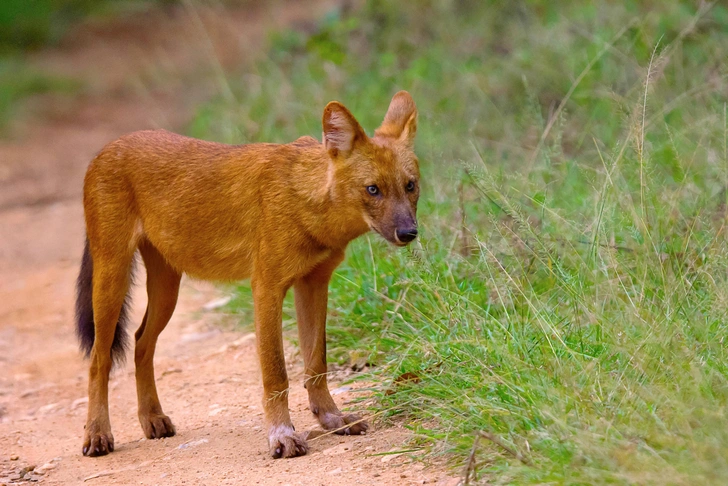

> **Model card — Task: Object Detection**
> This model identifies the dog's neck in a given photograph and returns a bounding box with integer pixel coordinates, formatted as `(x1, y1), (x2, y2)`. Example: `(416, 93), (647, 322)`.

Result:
(291, 145), (370, 250)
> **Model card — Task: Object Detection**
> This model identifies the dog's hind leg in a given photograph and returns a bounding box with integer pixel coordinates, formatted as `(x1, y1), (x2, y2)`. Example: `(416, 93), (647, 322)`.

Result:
(82, 242), (136, 456)
(134, 239), (181, 439)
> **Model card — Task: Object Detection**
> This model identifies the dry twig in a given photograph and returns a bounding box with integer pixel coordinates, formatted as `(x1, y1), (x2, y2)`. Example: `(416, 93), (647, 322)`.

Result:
(479, 431), (533, 466)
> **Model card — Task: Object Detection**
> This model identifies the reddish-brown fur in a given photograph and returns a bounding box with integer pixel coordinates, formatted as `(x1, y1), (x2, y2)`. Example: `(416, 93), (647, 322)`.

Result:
(76, 91), (419, 458)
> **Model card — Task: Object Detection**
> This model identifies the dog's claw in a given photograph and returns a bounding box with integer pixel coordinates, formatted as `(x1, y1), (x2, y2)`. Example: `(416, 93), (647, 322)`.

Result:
(82, 422), (114, 457)
(268, 426), (308, 459)
(139, 412), (176, 440)
(317, 412), (369, 435)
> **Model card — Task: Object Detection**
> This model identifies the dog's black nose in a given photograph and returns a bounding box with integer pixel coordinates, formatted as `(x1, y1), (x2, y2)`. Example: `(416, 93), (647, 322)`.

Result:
(396, 228), (418, 243)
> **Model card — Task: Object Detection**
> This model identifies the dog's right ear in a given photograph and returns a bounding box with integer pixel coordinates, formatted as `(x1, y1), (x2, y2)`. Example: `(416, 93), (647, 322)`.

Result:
(322, 102), (367, 159)
(375, 91), (417, 149)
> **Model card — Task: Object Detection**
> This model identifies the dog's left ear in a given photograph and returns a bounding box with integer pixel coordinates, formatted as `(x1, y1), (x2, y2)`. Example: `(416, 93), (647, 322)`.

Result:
(375, 90), (417, 148)
(322, 101), (368, 159)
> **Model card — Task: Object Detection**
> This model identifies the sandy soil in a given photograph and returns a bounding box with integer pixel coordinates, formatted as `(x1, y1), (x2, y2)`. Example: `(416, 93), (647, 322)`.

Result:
(0, 2), (459, 485)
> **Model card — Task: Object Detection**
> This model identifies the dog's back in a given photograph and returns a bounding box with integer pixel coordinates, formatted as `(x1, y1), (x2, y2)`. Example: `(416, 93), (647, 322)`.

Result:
(83, 129), (333, 280)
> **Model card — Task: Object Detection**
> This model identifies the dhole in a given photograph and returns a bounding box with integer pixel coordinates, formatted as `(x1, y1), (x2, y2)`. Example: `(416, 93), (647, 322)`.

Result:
(75, 91), (419, 458)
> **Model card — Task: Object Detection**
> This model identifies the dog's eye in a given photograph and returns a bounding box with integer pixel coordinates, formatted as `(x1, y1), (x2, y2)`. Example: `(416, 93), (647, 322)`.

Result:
(366, 185), (379, 196)
(405, 180), (416, 192)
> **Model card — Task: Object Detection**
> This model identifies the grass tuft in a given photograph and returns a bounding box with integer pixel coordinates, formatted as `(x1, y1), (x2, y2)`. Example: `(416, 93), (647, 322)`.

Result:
(192, 1), (728, 483)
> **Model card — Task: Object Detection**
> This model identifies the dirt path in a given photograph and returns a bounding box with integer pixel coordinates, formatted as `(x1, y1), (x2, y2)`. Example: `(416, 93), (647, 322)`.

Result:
(0, 3), (456, 485)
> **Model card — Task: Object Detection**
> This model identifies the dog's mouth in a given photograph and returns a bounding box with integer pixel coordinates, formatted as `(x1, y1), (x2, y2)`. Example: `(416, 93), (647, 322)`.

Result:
(392, 229), (410, 247)
(369, 226), (412, 247)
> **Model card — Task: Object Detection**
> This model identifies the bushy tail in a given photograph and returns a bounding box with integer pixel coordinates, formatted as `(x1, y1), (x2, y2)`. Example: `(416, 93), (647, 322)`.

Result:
(75, 238), (133, 366)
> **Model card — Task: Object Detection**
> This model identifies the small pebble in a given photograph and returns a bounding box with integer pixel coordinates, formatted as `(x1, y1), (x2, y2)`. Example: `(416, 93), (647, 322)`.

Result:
(10, 455), (19, 461)
(35, 461), (56, 475)
(71, 397), (89, 410)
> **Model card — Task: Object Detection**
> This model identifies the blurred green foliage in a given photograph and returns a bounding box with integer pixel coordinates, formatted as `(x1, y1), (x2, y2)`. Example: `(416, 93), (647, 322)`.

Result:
(0, 0), (180, 129)
(0, 0), (178, 51)
(0, 0), (93, 50)
(0, 58), (80, 127)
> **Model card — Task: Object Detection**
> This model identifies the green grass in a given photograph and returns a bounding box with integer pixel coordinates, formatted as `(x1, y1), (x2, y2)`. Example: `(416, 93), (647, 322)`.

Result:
(191, 1), (728, 484)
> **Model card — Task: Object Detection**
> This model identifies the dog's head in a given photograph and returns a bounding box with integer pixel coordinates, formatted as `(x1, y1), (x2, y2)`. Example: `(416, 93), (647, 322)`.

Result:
(322, 91), (419, 246)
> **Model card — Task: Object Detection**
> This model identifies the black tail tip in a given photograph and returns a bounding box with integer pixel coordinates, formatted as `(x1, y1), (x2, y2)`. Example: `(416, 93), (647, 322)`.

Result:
(74, 238), (132, 366)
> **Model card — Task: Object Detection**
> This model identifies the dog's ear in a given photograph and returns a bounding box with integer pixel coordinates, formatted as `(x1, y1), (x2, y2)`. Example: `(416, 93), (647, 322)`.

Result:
(375, 91), (417, 148)
(322, 102), (367, 159)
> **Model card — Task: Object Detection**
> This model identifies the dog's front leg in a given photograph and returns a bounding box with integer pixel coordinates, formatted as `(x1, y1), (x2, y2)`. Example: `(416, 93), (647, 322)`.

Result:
(252, 272), (308, 459)
(294, 250), (369, 435)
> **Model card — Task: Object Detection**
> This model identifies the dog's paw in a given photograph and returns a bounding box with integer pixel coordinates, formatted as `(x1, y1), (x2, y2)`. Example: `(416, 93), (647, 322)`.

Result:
(139, 412), (176, 439)
(268, 425), (309, 459)
(82, 421), (115, 457)
(319, 412), (369, 435)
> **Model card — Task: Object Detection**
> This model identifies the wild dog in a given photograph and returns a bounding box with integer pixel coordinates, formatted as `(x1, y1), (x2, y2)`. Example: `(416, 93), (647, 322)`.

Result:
(75, 91), (419, 458)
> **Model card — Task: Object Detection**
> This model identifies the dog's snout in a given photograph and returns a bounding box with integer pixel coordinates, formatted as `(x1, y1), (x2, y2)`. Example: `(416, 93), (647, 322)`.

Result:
(396, 228), (418, 243)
